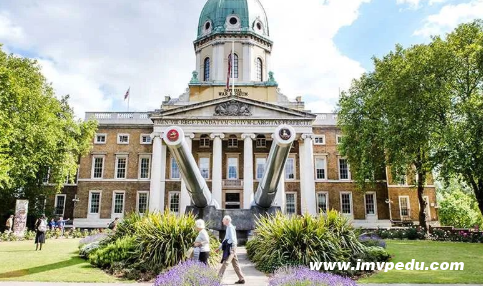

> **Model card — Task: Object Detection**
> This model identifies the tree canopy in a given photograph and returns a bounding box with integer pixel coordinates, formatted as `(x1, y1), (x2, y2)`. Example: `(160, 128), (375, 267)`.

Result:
(0, 45), (97, 218)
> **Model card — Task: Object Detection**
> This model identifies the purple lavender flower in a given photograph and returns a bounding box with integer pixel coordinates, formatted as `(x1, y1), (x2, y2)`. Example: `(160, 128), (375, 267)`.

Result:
(154, 260), (221, 286)
(269, 267), (357, 286)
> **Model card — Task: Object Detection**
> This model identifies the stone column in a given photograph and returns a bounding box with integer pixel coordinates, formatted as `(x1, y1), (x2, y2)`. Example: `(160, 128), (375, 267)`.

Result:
(301, 134), (317, 215)
(180, 133), (195, 213)
(195, 51), (201, 77)
(273, 174), (285, 212)
(211, 133), (225, 208)
(149, 132), (165, 211)
(242, 43), (252, 82)
(242, 133), (255, 209)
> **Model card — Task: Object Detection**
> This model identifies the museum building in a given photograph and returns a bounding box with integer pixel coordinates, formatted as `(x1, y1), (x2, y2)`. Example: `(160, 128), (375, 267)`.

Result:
(50, 0), (438, 228)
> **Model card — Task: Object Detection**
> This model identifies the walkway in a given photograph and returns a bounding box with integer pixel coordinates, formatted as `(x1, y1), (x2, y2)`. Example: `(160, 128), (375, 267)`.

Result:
(221, 247), (269, 286)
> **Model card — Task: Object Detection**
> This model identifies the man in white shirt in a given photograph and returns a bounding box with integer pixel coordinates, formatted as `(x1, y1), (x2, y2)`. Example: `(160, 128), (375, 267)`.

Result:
(217, 215), (245, 284)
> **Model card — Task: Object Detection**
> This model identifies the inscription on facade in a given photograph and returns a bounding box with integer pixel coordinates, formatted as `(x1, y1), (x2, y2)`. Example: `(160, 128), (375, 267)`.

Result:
(219, 89), (249, 97)
(156, 119), (312, 126)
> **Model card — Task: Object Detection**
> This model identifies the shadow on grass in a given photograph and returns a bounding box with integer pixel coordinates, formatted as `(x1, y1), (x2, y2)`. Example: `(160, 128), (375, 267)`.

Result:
(0, 256), (84, 279)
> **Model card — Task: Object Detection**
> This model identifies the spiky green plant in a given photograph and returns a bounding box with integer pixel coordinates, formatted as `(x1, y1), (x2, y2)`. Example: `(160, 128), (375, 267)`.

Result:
(246, 210), (367, 274)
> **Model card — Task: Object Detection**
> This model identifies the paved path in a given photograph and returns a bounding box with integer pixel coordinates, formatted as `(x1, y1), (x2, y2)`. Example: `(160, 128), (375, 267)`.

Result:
(0, 284), (152, 286)
(220, 247), (269, 286)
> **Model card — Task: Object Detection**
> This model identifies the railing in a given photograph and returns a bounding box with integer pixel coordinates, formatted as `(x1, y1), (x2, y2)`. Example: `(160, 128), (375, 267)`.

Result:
(85, 112), (152, 125)
(223, 179), (243, 189)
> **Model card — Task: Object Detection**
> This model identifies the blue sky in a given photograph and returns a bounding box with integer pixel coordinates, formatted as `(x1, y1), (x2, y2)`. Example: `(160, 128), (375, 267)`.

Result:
(0, 0), (481, 116)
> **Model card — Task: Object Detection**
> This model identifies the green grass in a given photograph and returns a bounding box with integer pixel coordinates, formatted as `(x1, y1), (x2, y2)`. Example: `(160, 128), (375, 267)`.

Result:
(0, 239), (126, 282)
(360, 240), (483, 284)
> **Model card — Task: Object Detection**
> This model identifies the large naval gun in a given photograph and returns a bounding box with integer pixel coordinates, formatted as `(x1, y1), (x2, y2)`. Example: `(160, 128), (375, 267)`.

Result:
(163, 125), (296, 242)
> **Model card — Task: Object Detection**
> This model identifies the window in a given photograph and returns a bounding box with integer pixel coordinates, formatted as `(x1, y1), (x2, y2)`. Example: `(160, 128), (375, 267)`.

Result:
(171, 157), (180, 179)
(112, 192), (125, 215)
(227, 157), (238, 179)
(256, 157), (267, 180)
(169, 192), (180, 214)
(229, 54), (239, 79)
(54, 194), (66, 216)
(256, 58), (263, 81)
(399, 196), (410, 217)
(139, 156), (150, 179)
(89, 191), (101, 214)
(256, 134), (266, 148)
(92, 156), (104, 179)
(339, 158), (350, 180)
(317, 192), (328, 214)
(314, 135), (325, 145)
(115, 156), (128, 179)
(315, 158), (326, 180)
(140, 134), (152, 144)
(340, 192), (352, 215)
(204, 58), (210, 81)
(228, 135), (238, 148)
(398, 175), (408, 186)
(225, 193), (241, 209)
(336, 135), (343, 145)
(117, 134), (129, 144)
(285, 157), (295, 180)
(137, 191), (149, 214)
(286, 193), (297, 215)
(200, 134), (210, 148)
(95, 133), (106, 144)
(199, 157), (210, 179)
(42, 168), (50, 184)
(365, 193), (376, 215)
(65, 167), (78, 185)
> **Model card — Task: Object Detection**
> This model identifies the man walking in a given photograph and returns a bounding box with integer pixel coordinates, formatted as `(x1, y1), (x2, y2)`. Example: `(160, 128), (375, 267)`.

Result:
(217, 215), (245, 284)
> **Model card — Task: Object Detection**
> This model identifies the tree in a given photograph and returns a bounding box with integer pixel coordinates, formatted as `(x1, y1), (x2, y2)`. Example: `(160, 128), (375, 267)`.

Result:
(435, 21), (483, 216)
(437, 179), (483, 228)
(338, 43), (450, 231)
(0, 45), (97, 218)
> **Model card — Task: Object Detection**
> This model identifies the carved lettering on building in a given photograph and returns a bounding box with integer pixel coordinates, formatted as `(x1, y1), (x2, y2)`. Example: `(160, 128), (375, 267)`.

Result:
(156, 119), (311, 126)
(219, 89), (249, 97)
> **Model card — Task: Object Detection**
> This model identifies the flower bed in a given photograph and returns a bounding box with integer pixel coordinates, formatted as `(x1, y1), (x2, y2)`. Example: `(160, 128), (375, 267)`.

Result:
(154, 260), (222, 286)
(1, 228), (102, 242)
(269, 267), (356, 286)
(363, 227), (483, 243)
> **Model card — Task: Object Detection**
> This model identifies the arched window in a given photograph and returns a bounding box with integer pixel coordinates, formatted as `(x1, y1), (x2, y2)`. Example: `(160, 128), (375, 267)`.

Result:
(230, 54), (239, 79)
(256, 58), (263, 81)
(204, 58), (211, 81)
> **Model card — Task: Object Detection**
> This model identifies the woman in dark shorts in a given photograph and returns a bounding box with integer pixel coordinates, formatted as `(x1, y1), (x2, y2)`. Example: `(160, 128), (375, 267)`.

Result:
(35, 215), (47, 251)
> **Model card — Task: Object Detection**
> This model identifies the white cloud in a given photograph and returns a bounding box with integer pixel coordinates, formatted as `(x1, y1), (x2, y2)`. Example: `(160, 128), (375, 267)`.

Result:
(414, 0), (483, 37)
(397, 0), (447, 9)
(0, 0), (370, 115)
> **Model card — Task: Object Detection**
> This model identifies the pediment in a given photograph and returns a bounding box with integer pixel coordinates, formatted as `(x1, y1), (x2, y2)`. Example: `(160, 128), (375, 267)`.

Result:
(153, 96), (316, 120)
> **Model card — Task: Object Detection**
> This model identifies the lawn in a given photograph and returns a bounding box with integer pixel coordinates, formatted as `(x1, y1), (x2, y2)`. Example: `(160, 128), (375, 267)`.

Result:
(360, 240), (483, 284)
(0, 239), (127, 283)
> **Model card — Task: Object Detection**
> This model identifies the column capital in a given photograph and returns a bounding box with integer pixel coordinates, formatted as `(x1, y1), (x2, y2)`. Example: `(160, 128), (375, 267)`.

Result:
(241, 133), (256, 140)
(185, 133), (195, 139)
(301, 133), (315, 140)
(210, 133), (225, 139)
(150, 132), (163, 140)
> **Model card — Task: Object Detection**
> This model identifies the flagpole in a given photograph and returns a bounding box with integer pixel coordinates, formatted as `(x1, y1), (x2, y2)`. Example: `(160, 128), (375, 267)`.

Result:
(231, 40), (235, 96)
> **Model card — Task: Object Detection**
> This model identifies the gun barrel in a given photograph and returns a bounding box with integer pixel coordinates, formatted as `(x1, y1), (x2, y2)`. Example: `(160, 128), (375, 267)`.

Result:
(163, 127), (218, 209)
(253, 125), (296, 209)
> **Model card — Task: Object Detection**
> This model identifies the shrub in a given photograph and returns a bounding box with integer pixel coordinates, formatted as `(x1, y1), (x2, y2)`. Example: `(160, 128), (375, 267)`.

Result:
(362, 246), (391, 262)
(89, 236), (138, 268)
(246, 210), (368, 275)
(79, 233), (108, 247)
(154, 260), (221, 286)
(359, 233), (386, 248)
(268, 267), (356, 286)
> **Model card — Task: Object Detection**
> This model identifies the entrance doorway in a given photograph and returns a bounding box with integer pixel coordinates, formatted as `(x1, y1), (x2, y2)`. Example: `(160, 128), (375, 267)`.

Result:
(225, 192), (241, 209)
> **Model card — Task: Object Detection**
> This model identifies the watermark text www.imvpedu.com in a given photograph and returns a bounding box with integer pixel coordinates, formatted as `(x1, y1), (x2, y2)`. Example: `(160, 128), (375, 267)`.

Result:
(310, 260), (464, 272)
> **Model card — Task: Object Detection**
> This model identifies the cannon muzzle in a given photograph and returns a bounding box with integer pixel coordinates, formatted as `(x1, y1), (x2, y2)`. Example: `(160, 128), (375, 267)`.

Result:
(253, 125), (296, 209)
(163, 127), (219, 209)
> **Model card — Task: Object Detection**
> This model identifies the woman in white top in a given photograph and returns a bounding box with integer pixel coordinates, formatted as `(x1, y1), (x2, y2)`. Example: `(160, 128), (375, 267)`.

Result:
(194, 219), (210, 264)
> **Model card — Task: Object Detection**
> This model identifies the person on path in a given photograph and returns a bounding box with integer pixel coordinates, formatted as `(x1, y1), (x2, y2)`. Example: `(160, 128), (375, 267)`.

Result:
(35, 215), (47, 251)
(57, 217), (70, 236)
(216, 215), (245, 284)
(5, 215), (13, 234)
(194, 219), (210, 265)
(48, 218), (57, 231)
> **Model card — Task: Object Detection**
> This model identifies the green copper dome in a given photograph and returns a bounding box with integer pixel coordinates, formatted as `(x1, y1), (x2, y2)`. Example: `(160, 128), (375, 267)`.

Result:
(197, 0), (269, 40)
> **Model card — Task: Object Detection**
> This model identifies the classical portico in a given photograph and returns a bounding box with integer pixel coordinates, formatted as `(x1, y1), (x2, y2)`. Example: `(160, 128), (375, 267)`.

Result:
(148, 96), (317, 214)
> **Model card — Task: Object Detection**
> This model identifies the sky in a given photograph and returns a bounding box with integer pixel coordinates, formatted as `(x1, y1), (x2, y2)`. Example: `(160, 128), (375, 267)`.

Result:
(0, 0), (482, 117)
